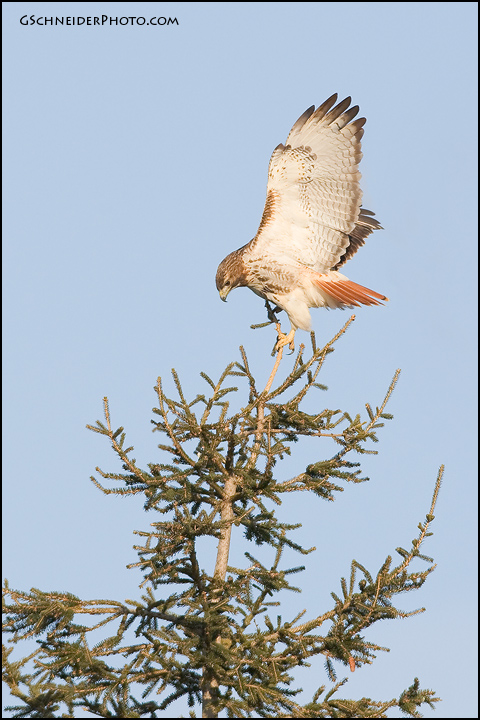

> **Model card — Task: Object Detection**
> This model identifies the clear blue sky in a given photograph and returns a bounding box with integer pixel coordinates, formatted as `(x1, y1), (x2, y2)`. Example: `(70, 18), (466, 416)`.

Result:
(2, 2), (478, 717)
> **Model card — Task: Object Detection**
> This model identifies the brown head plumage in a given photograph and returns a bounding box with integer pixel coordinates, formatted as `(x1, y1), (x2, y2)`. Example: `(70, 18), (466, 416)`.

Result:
(215, 247), (249, 301)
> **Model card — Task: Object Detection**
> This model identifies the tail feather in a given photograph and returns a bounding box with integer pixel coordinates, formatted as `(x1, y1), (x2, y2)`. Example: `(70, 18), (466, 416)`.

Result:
(314, 273), (388, 307)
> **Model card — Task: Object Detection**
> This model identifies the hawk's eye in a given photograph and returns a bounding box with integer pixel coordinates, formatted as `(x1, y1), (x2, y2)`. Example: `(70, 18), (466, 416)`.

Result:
(225, 280), (231, 286)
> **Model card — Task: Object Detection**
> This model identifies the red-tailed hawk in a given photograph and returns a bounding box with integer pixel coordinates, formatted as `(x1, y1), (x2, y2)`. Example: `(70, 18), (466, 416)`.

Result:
(215, 94), (387, 351)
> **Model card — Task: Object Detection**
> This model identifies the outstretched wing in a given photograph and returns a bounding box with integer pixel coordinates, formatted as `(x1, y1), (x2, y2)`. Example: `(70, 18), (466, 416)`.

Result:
(250, 94), (379, 272)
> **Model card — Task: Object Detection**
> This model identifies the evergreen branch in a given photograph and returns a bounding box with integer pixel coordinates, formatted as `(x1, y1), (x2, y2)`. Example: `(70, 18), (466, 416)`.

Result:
(246, 344), (285, 472)
(199, 363), (237, 426)
(267, 315), (355, 403)
(364, 369), (401, 434)
(155, 378), (197, 468)
(87, 398), (151, 494)
(393, 465), (444, 578)
(237, 346), (260, 402)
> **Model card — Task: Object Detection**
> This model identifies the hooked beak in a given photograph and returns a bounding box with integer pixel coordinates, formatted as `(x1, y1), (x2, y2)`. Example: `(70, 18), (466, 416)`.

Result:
(219, 286), (231, 302)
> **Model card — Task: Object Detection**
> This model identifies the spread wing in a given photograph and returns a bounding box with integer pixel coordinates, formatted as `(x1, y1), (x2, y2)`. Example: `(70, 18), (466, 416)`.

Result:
(250, 94), (380, 272)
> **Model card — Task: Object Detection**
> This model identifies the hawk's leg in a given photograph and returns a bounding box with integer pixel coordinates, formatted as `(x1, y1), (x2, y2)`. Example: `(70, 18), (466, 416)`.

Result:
(263, 301), (294, 354)
(274, 324), (296, 354)
(264, 300), (282, 325)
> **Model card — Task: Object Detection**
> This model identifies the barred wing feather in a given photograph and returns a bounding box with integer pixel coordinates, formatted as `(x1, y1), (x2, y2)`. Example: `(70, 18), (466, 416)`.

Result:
(252, 94), (370, 274)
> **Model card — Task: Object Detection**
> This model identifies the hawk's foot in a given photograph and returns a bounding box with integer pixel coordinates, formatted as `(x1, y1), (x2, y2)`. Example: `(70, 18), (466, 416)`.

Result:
(273, 325), (296, 354)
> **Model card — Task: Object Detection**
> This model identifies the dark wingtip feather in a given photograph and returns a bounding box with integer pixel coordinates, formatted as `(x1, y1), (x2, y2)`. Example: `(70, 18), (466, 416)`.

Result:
(289, 105), (316, 135)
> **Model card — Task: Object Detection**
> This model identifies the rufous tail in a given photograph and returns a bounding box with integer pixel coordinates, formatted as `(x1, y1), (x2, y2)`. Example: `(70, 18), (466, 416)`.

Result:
(314, 273), (388, 307)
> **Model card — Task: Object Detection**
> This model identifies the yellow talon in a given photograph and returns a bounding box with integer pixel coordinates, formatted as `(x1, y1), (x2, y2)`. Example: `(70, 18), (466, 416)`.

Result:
(274, 325), (296, 354)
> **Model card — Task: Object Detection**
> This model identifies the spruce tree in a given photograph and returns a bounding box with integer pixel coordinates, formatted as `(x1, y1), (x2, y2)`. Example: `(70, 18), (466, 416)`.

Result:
(3, 316), (443, 718)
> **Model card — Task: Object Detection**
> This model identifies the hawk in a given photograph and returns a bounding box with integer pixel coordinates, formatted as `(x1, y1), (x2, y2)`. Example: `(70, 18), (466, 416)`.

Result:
(215, 94), (387, 351)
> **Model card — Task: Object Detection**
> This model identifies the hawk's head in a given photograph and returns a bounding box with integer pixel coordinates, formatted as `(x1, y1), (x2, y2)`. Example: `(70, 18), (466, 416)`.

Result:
(215, 248), (248, 302)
